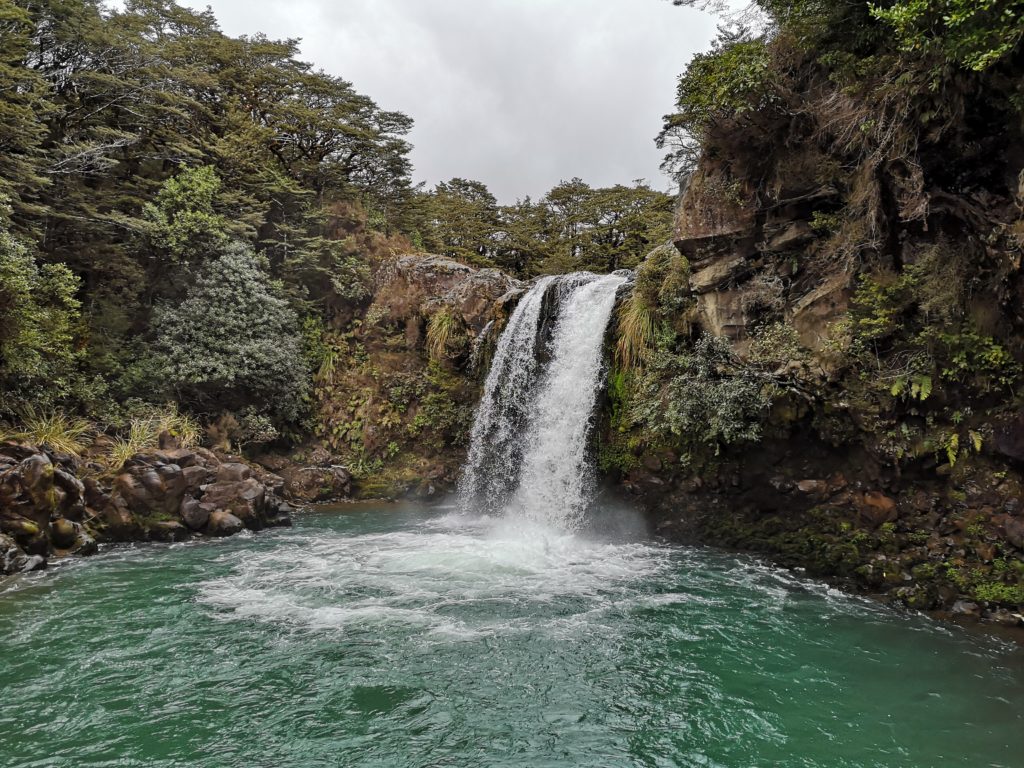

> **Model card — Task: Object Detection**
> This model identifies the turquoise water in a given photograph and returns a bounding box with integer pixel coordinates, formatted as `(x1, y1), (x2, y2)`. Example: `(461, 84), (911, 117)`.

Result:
(1, 503), (1022, 768)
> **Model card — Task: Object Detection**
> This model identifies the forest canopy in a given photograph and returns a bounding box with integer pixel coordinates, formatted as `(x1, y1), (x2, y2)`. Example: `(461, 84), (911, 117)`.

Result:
(0, 0), (675, 431)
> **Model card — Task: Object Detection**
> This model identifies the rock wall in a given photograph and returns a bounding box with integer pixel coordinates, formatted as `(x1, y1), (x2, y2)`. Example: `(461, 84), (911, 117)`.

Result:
(607, 124), (1024, 630)
(309, 252), (523, 499)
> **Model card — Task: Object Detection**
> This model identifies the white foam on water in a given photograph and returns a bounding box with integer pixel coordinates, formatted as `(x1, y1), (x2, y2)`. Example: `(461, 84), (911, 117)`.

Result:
(196, 514), (673, 639)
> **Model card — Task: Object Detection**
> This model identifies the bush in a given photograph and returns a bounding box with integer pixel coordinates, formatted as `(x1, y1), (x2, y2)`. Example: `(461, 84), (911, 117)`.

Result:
(151, 243), (309, 423)
(631, 334), (770, 448)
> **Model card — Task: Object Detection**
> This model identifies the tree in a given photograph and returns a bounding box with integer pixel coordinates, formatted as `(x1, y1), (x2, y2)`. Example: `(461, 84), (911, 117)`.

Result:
(151, 243), (308, 422)
(0, 213), (82, 415)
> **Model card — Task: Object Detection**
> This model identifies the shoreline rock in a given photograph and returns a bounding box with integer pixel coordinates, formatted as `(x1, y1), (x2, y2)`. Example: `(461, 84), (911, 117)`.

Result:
(0, 441), (313, 576)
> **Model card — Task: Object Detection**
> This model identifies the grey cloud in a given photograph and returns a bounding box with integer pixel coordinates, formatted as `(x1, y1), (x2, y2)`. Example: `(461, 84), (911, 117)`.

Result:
(196, 0), (720, 201)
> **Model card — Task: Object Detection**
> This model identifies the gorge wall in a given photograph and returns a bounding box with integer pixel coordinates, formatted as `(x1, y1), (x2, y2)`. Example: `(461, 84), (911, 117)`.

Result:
(596, 42), (1024, 627)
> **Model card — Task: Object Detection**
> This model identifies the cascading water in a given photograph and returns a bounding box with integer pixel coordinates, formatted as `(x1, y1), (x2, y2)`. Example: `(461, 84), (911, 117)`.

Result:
(460, 271), (629, 529)
(458, 275), (557, 515)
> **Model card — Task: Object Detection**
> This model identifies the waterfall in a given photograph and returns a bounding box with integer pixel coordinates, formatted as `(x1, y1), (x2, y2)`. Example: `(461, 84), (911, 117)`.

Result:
(459, 271), (628, 529)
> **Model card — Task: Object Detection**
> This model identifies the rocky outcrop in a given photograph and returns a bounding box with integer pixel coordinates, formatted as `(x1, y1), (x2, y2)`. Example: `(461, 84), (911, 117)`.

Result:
(373, 254), (523, 338)
(254, 449), (352, 503)
(0, 442), (295, 575)
(309, 252), (524, 499)
(608, 97), (1024, 631)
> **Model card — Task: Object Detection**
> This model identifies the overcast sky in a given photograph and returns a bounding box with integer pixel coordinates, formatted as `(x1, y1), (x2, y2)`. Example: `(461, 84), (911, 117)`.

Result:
(187, 0), (721, 202)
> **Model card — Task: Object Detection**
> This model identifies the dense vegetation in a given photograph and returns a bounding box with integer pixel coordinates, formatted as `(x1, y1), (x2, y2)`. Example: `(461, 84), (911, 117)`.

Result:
(0, 0), (672, 449)
(614, 0), (1024, 461)
(591, 0), (1024, 613)
(407, 176), (674, 275)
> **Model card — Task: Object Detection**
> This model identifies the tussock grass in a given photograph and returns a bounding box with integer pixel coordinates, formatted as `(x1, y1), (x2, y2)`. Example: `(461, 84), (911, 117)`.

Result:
(1, 408), (95, 455)
(426, 307), (460, 362)
(104, 405), (201, 471)
(615, 295), (656, 370)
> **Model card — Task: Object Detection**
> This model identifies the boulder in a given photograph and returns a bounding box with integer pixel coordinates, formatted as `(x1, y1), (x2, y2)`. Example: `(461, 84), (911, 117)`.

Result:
(182, 465), (213, 493)
(217, 462), (252, 483)
(857, 491), (898, 528)
(207, 510), (244, 537)
(1004, 516), (1024, 550)
(50, 518), (78, 549)
(179, 496), (211, 531)
(0, 533), (43, 574)
(280, 465), (352, 502)
(147, 520), (190, 543)
(201, 478), (267, 529)
(99, 503), (145, 542)
(111, 463), (187, 517)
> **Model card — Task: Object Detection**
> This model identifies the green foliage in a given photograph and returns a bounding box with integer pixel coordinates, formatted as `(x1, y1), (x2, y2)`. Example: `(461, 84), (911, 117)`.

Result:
(747, 322), (806, 368)
(871, 0), (1024, 70)
(142, 166), (231, 265)
(410, 177), (674, 277)
(151, 244), (309, 423)
(658, 31), (778, 178)
(0, 219), (83, 415)
(631, 334), (771, 449)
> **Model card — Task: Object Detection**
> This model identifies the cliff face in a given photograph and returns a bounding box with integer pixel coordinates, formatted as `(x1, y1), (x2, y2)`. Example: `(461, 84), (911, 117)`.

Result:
(604, 70), (1024, 627)
(305, 252), (522, 499)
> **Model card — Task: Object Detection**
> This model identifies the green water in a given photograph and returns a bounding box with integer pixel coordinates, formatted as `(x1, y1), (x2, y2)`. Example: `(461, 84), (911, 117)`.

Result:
(1, 503), (1021, 768)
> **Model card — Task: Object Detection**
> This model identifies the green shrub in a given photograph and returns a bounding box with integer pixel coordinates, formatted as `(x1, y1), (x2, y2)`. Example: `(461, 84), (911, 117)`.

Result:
(871, 0), (1024, 71)
(151, 243), (309, 423)
(631, 333), (770, 448)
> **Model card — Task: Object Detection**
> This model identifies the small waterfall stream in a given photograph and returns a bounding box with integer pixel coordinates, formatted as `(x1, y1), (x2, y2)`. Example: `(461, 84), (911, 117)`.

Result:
(460, 271), (628, 529)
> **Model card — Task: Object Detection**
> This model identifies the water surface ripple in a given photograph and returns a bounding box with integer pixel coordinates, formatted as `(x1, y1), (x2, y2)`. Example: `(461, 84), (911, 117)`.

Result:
(1, 504), (1022, 767)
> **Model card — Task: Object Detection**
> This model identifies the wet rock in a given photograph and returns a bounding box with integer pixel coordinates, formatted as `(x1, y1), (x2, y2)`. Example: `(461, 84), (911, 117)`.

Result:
(254, 454), (290, 473)
(0, 533), (37, 574)
(19, 554), (46, 572)
(50, 518), (78, 549)
(951, 600), (981, 617)
(202, 479), (267, 529)
(992, 414), (1024, 462)
(796, 479), (829, 496)
(100, 503), (145, 542)
(182, 465), (213, 494)
(179, 496), (210, 531)
(281, 465), (351, 503)
(207, 510), (244, 537)
(266, 499), (294, 528)
(111, 463), (187, 518)
(71, 527), (98, 556)
(1004, 516), (1024, 550)
(147, 520), (190, 543)
(217, 462), (252, 483)
(307, 446), (332, 467)
(857, 491), (898, 528)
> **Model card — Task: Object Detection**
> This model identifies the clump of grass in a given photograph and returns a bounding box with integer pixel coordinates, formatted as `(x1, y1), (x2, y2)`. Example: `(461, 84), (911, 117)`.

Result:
(153, 405), (201, 448)
(426, 307), (460, 362)
(615, 295), (656, 370)
(103, 405), (201, 471)
(1, 408), (94, 455)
